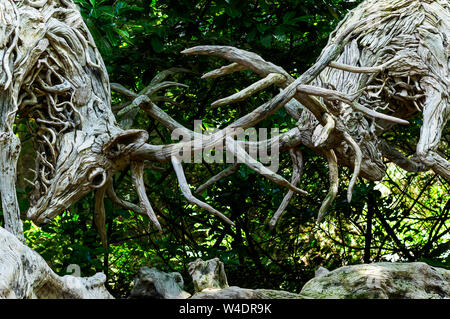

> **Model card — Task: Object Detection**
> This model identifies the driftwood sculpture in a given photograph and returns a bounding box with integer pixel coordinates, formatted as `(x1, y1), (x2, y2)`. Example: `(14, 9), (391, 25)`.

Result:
(0, 0), (162, 245)
(0, 226), (113, 298)
(181, 0), (450, 224)
(0, 0), (448, 298)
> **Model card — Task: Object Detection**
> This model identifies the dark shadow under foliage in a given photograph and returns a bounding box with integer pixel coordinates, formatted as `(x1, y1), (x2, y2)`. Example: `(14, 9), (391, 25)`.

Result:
(4, 0), (448, 298)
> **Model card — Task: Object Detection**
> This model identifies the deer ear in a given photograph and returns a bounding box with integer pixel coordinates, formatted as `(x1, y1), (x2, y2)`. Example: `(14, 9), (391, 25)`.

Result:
(104, 129), (149, 158)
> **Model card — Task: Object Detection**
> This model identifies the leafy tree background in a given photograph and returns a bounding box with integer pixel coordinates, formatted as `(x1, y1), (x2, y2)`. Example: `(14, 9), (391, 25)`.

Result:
(1, 0), (448, 298)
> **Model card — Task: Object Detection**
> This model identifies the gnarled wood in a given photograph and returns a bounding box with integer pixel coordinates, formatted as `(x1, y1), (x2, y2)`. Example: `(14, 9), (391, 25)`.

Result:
(0, 226), (113, 299)
(0, 0), (448, 299)
(182, 0), (449, 224)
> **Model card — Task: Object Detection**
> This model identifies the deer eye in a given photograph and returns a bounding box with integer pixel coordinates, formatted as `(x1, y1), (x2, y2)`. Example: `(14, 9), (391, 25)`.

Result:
(88, 168), (107, 189)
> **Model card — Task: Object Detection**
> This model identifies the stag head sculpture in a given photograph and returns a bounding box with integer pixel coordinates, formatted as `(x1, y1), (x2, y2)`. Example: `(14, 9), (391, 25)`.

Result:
(0, 0), (160, 244)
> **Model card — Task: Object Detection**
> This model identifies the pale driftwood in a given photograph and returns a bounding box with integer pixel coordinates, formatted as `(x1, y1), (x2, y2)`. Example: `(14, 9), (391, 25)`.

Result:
(188, 258), (229, 293)
(0, 0), (447, 237)
(317, 150), (339, 224)
(269, 148), (304, 230)
(226, 136), (308, 195)
(0, 0), (164, 235)
(0, 0), (24, 241)
(0, 0), (174, 298)
(171, 155), (235, 226)
(131, 161), (162, 232)
(211, 73), (286, 107)
(0, 226), (113, 299)
(130, 267), (191, 299)
(0, 0), (449, 299)
(300, 262), (450, 299)
(181, 0), (449, 224)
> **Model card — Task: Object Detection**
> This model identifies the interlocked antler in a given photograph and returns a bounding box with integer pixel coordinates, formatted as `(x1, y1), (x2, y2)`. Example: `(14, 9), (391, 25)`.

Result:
(173, 0), (450, 229)
(178, 42), (409, 227)
(111, 29), (413, 231)
(10, 0), (446, 246)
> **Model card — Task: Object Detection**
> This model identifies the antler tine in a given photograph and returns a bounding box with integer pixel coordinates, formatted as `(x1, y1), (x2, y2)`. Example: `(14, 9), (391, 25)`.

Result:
(296, 84), (409, 125)
(130, 161), (163, 232)
(195, 163), (240, 194)
(94, 184), (108, 249)
(182, 46), (297, 109)
(201, 62), (248, 79)
(182, 18), (398, 130)
(110, 83), (137, 99)
(182, 15), (368, 81)
(342, 132), (362, 203)
(142, 81), (189, 97)
(106, 182), (146, 216)
(181, 45), (330, 129)
(182, 45), (291, 79)
(226, 137), (308, 196)
(350, 101), (409, 125)
(149, 67), (191, 86)
(317, 149), (339, 224)
(312, 113), (336, 148)
(171, 155), (235, 226)
(328, 56), (402, 74)
(151, 96), (184, 108)
(211, 73), (286, 108)
(184, 19), (368, 86)
(269, 148), (304, 231)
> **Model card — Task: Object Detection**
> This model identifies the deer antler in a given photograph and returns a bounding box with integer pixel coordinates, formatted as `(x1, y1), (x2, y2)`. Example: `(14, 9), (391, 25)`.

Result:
(111, 39), (404, 230)
(178, 42), (409, 227)
(109, 1), (450, 232)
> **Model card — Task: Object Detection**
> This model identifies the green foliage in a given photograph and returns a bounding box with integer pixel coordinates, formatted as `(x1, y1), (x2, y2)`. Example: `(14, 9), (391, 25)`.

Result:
(15, 0), (449, 298)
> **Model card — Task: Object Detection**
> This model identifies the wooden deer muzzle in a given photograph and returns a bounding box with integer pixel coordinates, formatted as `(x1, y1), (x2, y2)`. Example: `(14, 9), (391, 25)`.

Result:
(27, 129), (149, 226)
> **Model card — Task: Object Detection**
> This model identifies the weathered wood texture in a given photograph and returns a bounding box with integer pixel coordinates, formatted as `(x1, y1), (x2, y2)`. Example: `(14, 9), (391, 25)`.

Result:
(0, 226), (113, 298)
(129, 267), (191, 299)
(0, 0), (448, 299)
(0, 0), (154, 244)
(181, 0), (449, 225)
(0, 0), (447, 242)
(300, 262), (450, 299)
